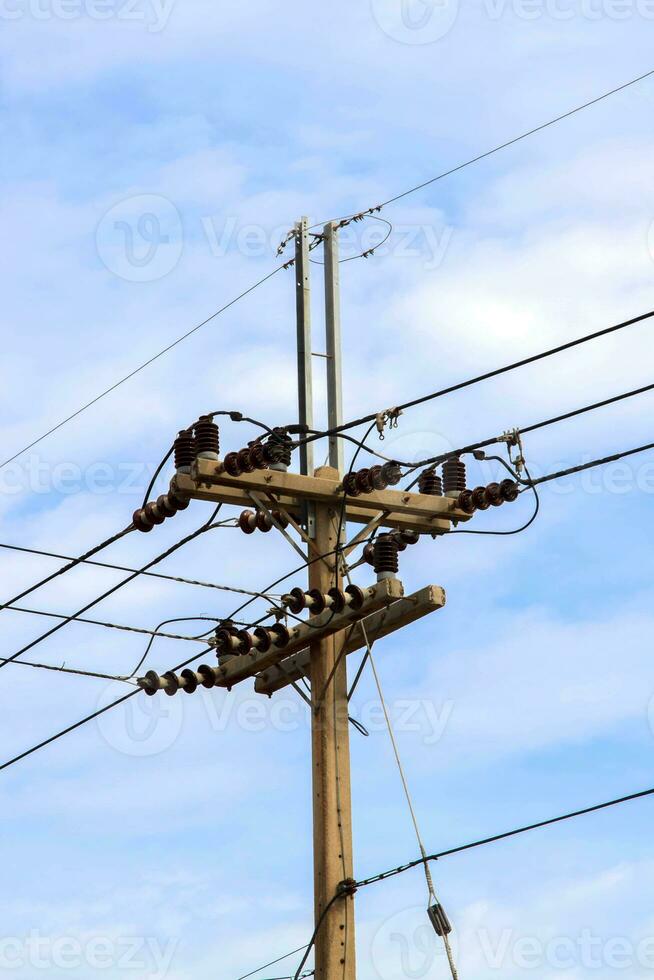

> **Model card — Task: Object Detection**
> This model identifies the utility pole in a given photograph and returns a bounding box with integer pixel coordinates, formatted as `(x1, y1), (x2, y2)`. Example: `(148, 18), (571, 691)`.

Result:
(137, 216), (521, 977)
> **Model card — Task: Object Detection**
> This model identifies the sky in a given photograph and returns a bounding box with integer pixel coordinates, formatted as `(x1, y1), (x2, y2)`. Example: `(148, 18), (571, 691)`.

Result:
(1, 1), (654, 977)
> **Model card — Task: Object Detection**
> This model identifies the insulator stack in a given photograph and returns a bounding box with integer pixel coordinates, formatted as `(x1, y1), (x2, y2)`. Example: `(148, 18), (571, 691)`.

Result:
(373, 534), (399, 580)
(442, 457), (467, 497)
(457, 478), (519, 515)
(265, 428), (293, 471)
(194, 415), (220, 460)
(238, 509), (290, 534)
(214, 622), (292, 656)
(282, 584), (365, 616)
(174, 430), (196, 473)
(133, 489), (190, 533)
(363, 530), (419, 565)
(139, 664), (219, 697)
(342, 461), (402, 497)
(418, 470), (443, 496)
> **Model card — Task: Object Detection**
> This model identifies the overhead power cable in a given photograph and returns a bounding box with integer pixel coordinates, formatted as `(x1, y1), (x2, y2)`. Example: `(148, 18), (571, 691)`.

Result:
(297, 308), (654, 451)
(354, 785), (654, 889)
(6, 69), (654, 472)
(307, 65), (654, 231)
(0, 539), (283, 600)
(0, 507), (223, 672)
(0, 267), (287, 471)
(1, 604), (210, 644)
(524, 439), (654, 487)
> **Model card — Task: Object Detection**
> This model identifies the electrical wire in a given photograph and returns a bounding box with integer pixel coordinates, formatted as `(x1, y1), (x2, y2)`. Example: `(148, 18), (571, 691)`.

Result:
(0, 506), (224, 672)
(295, 308), (654, 452)
(1, 605), (211, 644)
(0, 524), (134, 614)
(523, 439), (654, 487)
(0, 539), (285, 600)
(305, 66), (654, 230)
(0, 657), (140, 685)
(354, 784), (654, 889)
(0, 266), (288, 471)
(234, 948), (309, 980)
(128, 615), (225, 677)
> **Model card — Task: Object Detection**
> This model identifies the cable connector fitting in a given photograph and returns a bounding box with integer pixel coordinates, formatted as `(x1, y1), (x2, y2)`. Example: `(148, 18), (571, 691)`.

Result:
(375, 407), (403, 441)
(427, 902), (453, 937)
(337, 878), (358, 897)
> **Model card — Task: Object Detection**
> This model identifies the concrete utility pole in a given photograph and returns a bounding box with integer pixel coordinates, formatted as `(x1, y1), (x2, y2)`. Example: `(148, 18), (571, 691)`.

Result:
(143, 215), (515, 978)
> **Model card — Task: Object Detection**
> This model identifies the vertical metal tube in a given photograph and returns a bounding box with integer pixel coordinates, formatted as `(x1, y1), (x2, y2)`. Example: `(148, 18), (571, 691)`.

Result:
(295, 217), (314, 477)
(324, 222), (344, 476)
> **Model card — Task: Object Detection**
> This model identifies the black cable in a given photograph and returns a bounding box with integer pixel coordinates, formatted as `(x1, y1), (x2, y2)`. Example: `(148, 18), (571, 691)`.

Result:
(0, 266), (288, 471)
(235, 948), (309, 980)
(0, 539), (283, 599)
(0, 506), (223, 672)
(2, 605), (210, 644)
(354, 784), (654, 889)
(0, 657), (139, 684)
(525, 440), (654, 487)
(292, 894), (343, 980)
(0, 645), (216, 773)
(296, 308), (654, 452)
(128, 615), (224, 677)
(0, 525), (134, 613)
(305, 67), (654, 232)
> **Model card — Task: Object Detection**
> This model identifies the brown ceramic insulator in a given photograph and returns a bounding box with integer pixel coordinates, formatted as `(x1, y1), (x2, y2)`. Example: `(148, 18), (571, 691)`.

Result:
(180, 668), (199, 694)
(169, 490), (190, 511)
(269, 623), (291, 647)
(235, 630), (254, 653)
(390, 531), (409, 552)
(265, 428), (292, 468)
(162, 671), (180, 697)
(355, 468), (373, 494)
(327, 587), (346, 613)
(142, 670), (161, 694)
(194, 415), (220, 456)
(249, 443), (268, 470)
(237, 448), (255, 473)
(223, 452), (242, 477)
(253, 627), (273, 653)
(238, 510), (257, 534)
(132, 508), (154, 533)
(485, 482), (504, 507)
(500, 479), (520, 503)
(457, 490), (476, 515)
(362, 542), (376, 566)
(373, 534), (399, 575)
(369, 465), (388, 491)
(197, 664), (217, 689)
(144, 501), (166, 525)
(256, 510), (273, 533)
(399, 530), (420, 546)
(272, 510), (290, 530)
(285, 587), (307, 615)
(381, 461), (402, 486)
(342, 473), (360, 497)
(214, 628), (235, 653)
(345, 584), (365, 610)
(418, 470), (443, 496)
(306, 588), (327, 615)
(442, 457), (467, 495)
(174, 429), (196, 470)
(472, 486), (491, 511)
(156, 494), (178, 518)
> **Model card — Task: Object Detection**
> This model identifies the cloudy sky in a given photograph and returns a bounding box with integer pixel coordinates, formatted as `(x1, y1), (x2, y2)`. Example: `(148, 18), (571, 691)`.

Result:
(2, 1), (654, 977)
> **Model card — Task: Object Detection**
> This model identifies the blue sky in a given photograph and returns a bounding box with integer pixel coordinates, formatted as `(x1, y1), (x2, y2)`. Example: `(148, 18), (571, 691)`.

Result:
(2, 1), (654, 977)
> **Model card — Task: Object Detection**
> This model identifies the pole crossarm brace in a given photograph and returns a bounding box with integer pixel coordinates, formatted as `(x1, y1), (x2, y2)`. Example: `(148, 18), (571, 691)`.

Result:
(175, 460), (471, 534)
(255, 584), (447, 695)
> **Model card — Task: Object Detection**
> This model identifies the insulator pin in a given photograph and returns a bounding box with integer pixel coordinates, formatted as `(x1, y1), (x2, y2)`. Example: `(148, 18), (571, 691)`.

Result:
(133, 489), (190, 533)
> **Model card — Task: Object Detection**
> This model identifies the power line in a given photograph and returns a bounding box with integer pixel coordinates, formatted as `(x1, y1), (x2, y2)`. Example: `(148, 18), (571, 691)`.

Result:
(296, 308), (654, 451)
(235, 946), (309, 980)
(324, 66), (654, 222)
(1, 604), (211, 644)
(525, 439), (654, 487)
(354, 785), (654, 889)
(0, 266), (288, 470)
(0, 507), (223, 673)
(0, 539), (284, 600)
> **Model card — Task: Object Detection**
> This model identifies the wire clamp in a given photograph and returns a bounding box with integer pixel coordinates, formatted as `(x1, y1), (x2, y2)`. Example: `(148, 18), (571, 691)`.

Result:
(337, 877), (358, 897)
(376, 407), (402, 440)
(500, 428), (525, 476)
